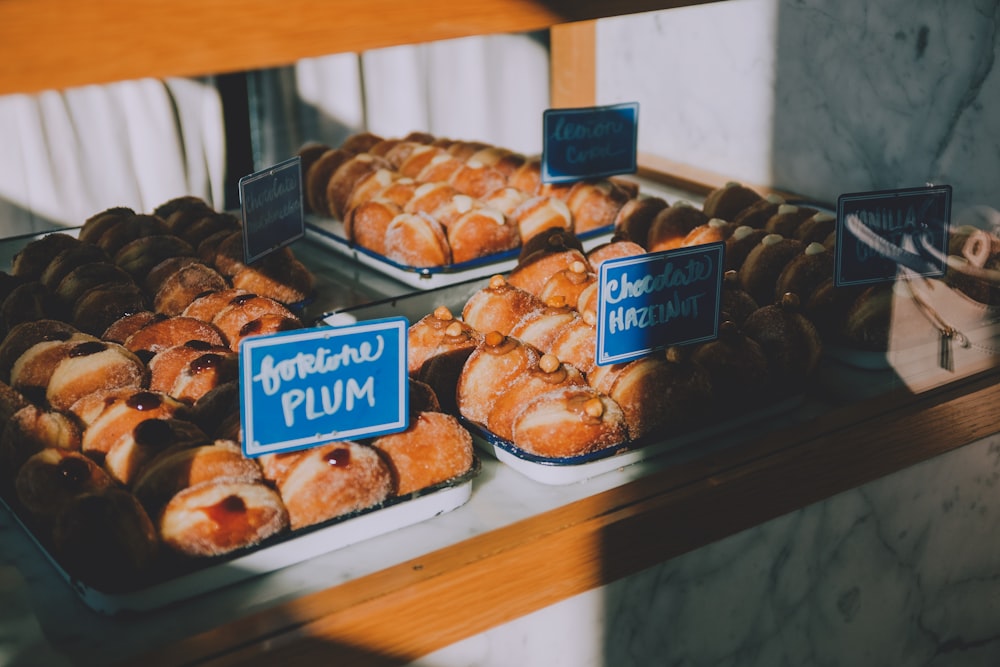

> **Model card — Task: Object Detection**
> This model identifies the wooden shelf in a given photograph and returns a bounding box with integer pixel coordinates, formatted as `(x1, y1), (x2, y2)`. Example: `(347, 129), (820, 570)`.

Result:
(125, 362), (1000, 667)
(0, 0), (718, 96)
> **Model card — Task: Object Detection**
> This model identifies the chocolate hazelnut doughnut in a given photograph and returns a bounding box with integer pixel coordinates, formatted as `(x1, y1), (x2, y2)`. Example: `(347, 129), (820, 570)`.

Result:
(456, 332), (542, 426)
(462, 275), (545, 337)
(487, 353), (588, 440)
(510, 386), (628, 458)
(538, 260), (597, 308)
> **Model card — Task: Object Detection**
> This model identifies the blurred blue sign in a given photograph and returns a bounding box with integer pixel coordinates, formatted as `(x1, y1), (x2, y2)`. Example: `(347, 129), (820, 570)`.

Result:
(542, 102), (638, 183)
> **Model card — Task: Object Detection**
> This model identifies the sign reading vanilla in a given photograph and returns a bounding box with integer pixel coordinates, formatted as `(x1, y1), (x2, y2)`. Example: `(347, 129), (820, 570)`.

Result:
(835, 184), (951, 286)
(596, 243), (724, 365)
(239, 155), (305, 264)
(541, 102), (638, 183)
(239, 318), (408, 457)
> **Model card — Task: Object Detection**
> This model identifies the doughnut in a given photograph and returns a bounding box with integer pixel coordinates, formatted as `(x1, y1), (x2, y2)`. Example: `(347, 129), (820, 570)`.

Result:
(45, 339), (148, 411)
(763, 204), (819, 238)
(177, 211), (241, 250)
(690, 320), (770, 410)
(487, 353), (587, 440)
(158, 479), (289, 557)
(0, 319), (78, 383)
(407, 306), (478, 376)
(511, 195), (573, 243)
(508, 297), (579, 352)
(743, 292), (823, 387)
(345, 197), (403, 255)
(446, 205), (520, 264)
(842, 282), (895, 352)
(132, 438), (261, 515)
(71, 282), (148, 336)
(647, 201), (709, 252)
(182, 288), (253, 323)
(14, 448), (113, 524)
(481, 186), (531, 218)
(54, 262), (134, 305)
(793, 211), (837, 246)
(11, 233), (80, 281)
(209, 294), (299, 347)
(509, 385), (628, 458)
(565, 179), (630, 234)
(731, 193), (786, 229)
(370, 410), (474, 495)
(724, 225), (769, 272)
(538, 260), (596, 309)
(305, 147), (351, 215)
(114, 234), (196, 280)
(149, 341), (238, 402)
(719, 270), (760, 327)
(701, 181), (763, 221)
(230, 314), (303, 350)
(327, 154), (393, 219)
(773, 241), (834, 305)
(80, 390), (186, 460)
(102, 312), (164, 344)
(416, 154), (465, 184)
(51, 488), (159, 591)
(383, 212), (452, 268)
(0, 404), (82, 484)
(78, 206), (136, 244)
(340, 131), (384, 155)
(2, 281), (63, 336)
(9, 332), (100, 404)
(124, 316), (226, 356)
(547, 311), (598, 375)
(517, 227), (584, 263)
(272, 441), (392, 530)
(508, 156), (543, 194)
(509, 242), (590, 298)
(396, 144), (447, 178)
(680, 218), (737, 248)
(94, 214), (170, 257)
(344, 167), (398, 216)
(404, 182), (461, 217)
(39, 243), (110, 290)
(462, 275), (546, 337)
(187, 381), (241, 441)
(103, 417), (211, 487)
(153, 261), (229, 316)
(468, 147), (527, 180)
(738, 234), (806, 306)
(612, 196), (669, 248)
(456, 331), (542, 426)
(585, 235), (647, 271)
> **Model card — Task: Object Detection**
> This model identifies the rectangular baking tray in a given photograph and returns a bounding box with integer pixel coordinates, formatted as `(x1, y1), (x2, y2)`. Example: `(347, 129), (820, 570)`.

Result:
(323, 280), (804, 484)
(305, 215), (612, 290)
(0, 461), (478, 615)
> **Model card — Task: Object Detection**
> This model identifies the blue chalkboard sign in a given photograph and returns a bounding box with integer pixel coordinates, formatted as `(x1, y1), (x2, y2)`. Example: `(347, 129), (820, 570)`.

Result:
(835, 185), (951, 287)
(596, 243), (724, 366)
(542, 102), (638, 184)
(239, 318), (409, 458)
(239, 156), (306, 264)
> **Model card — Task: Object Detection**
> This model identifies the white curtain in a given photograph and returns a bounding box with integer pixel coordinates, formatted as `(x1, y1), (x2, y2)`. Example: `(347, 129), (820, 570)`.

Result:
(0, 31), (550, 238)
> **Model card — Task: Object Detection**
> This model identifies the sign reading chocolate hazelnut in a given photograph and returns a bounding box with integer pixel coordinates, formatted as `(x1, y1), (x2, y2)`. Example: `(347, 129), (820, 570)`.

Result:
(239, 156), (306, 264)
(542, 102), (638, 183)
(239, 317), (409, 457)
(596, 242), (724, 365)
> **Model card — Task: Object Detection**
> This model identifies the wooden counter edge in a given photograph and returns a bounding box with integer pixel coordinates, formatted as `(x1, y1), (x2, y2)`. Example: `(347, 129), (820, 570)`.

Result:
(128, 366), (1000, 667)
(0, 0), (722, 96)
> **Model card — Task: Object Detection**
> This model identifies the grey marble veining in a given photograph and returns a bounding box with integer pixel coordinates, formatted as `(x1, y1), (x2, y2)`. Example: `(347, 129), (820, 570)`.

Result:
(598, 0), (1000, 215)
(414, 433), (1000, 667)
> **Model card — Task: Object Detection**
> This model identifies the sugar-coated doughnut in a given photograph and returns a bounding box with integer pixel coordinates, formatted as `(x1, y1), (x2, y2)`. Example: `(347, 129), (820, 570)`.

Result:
(456, 332), (542, 426)
(462, 275), (546, 337)
(272, 441), (392, 530)
(103, 417), (210, 487)
(383, 212), (452, 268)
(45, 339), (148, 411)
(124, 315), (226, 356)
(512, 195), (573, 243)
(14, 448), (113, 523)
(565, 179), (630, 234)
(510, 386), (628, 458)
(371, 410), (474, 495)
(158, 479), (289, 557)
(487, 353), (587, 440)
(0, 404), (81, 481)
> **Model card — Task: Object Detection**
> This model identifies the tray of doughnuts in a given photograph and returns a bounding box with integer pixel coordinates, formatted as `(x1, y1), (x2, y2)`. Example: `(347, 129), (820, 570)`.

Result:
(299, 131), (673, 290)
(0, 198), (481, 614)
(325, 210), (828, 484)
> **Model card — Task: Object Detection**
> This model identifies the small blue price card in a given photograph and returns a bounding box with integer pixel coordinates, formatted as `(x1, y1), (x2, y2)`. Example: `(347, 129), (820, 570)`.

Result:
(541, 102), (638, 184)
(239, 156), (305, 264)
(239, 317), (409, 458)
(835, 184), (951, 287)
(596, 243), (724, 366)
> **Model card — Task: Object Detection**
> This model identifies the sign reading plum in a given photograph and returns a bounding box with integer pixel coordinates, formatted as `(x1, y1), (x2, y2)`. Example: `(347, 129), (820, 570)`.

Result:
(239, 156), (305, 264)
(542, 102), (638, 183)
(596, 243), (724, 366)
(835, 185), (952, 287)
(239, 318), (409, 458)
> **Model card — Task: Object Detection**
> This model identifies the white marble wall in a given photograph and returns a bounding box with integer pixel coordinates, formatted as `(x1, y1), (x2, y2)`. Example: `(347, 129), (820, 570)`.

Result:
(414, 431), (1000, 667)
(597, 0), (1000, 218)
